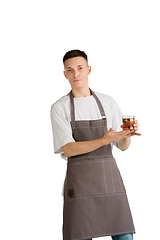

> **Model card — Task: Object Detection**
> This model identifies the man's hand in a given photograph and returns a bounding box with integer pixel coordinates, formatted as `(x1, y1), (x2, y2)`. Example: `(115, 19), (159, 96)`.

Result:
(121, 120), (141, 136)
(102, 128), (133, 146)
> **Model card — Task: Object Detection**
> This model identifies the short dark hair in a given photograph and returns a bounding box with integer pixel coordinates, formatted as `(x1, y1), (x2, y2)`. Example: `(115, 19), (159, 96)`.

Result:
(63, 49), (88, 64)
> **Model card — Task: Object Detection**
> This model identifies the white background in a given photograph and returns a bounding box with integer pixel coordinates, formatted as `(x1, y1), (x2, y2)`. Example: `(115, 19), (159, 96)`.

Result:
(0, 0), (160, 239)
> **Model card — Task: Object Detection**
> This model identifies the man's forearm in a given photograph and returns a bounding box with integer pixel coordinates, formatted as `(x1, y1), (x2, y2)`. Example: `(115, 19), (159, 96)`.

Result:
(62, 139), (104, 157)
(117, 137), (131, 151)
(62, 128), (132, 157)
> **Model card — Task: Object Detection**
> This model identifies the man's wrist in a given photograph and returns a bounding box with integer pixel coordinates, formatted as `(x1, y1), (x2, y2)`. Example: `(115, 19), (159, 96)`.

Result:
(99, 137), (107, 147)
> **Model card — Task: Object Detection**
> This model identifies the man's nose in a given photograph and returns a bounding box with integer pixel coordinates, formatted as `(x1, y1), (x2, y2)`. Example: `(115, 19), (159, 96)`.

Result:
(74, 70), (80, 78)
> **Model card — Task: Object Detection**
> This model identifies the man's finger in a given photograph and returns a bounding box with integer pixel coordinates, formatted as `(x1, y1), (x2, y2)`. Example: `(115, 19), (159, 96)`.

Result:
(133, 132), (141, 136)
(122, 130), (134, 135)
(109, 128), (114, 132)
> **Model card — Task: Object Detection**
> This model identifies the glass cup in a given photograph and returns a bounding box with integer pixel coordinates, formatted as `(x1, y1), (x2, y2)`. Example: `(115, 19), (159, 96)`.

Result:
(122, 115), (135, 130)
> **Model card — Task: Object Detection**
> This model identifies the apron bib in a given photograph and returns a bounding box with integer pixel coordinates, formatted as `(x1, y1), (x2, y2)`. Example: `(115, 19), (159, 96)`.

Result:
(63, 89), (135, 240)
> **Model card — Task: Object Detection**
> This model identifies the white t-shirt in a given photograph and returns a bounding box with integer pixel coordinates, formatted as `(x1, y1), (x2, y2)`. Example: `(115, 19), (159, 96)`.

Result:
(50, 92), (123, 160)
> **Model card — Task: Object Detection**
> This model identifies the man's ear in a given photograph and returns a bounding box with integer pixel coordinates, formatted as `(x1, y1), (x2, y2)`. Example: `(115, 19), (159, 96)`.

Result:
(88, 66), (92, 75)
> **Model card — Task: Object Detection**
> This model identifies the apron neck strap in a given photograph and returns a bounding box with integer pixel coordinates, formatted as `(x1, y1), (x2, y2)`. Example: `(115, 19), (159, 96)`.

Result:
(70, 88), (106, 124)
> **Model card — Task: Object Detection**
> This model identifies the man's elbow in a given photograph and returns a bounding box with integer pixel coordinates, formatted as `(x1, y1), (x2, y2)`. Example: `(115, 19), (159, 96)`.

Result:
(65, 152), (72, 158)
(117, 143), (130, 151)
(62, 143), (73, 158)
(120, 147), (129, 151)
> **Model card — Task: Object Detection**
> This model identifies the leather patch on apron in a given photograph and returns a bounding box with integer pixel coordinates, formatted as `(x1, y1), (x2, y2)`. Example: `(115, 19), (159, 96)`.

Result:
(67, 189), (74, 198)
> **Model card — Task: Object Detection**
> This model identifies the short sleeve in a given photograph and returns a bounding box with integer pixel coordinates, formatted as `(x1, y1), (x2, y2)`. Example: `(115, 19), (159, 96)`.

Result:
(111, 99), (123, 147)
(50, 105), (75, 154)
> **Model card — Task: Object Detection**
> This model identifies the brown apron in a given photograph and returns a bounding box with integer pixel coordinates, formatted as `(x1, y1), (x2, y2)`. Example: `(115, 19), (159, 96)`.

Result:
(63, 89), (135, 240)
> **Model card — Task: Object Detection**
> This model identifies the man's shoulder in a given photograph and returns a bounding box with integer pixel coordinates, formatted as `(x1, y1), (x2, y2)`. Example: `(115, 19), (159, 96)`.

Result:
(95, 91), (121, 114)
(95, 91), (116, 103)
(51, 95), (69, 112)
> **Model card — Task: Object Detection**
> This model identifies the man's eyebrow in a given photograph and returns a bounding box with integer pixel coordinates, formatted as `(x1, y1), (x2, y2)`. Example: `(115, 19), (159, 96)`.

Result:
(66, 65), (84, 69)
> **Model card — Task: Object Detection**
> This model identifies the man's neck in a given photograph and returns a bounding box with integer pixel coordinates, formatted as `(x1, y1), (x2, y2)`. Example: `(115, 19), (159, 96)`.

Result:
(71, 87), (91, 98)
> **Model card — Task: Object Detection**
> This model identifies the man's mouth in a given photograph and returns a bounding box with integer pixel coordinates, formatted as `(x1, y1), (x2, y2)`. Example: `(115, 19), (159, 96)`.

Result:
(73, 79), (81, 82)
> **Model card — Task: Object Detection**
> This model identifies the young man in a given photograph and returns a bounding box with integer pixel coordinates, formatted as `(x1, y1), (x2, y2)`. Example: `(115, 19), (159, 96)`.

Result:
(51, 50), (141, 240)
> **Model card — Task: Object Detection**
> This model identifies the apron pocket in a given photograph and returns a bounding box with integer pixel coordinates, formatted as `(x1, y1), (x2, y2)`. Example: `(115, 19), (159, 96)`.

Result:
(66, 160), (106, 198)
(103, 160), (126, 194)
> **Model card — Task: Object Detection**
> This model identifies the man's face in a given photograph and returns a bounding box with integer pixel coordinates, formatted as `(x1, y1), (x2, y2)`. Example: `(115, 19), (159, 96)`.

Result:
(63, 57), (91, 90)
